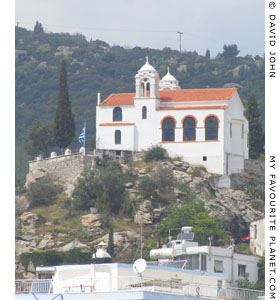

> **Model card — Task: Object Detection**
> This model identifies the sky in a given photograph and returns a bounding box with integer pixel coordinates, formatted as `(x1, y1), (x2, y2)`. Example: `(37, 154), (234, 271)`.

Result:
(15, 0), (264, 57)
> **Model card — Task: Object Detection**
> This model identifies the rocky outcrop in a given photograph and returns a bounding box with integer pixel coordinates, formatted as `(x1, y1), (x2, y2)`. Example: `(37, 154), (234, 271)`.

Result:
(16, 157), (264, 276)
(134, 200), (154, 225)
(81, 213), (102, 231)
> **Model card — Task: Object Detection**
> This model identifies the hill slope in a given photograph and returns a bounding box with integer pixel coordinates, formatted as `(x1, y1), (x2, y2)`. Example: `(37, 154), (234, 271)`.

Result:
(15, 156), (264, 279)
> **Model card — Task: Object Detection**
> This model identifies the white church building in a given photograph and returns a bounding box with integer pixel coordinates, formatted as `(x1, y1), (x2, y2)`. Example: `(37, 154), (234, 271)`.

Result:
(96, 57), (249, 175)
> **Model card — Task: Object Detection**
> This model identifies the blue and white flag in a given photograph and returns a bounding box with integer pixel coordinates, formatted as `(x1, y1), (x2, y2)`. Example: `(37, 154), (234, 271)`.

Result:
(78, 120), (86, 147)
(78, 127), (85, 143)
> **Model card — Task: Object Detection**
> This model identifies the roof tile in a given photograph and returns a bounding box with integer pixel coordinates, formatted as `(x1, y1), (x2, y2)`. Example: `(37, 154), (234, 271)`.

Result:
(99, 88), (237, 106)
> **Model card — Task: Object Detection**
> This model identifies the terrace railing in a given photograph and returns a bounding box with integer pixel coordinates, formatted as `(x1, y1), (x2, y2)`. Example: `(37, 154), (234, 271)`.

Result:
(15, 279), (53, 294)
(15, 278), (265, 300)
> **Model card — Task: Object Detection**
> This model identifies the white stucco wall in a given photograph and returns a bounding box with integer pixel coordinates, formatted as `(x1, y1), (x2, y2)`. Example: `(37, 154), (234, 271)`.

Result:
(223, 92), (248, 175)
(250, 218), (265, 256)
(96, 101), (228, 174)
(180, 245), (260, 287)
(96, 87), (248, 176)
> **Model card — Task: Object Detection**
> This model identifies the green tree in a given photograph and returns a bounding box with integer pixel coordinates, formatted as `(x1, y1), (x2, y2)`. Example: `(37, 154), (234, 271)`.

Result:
(72, 161), (125, 215)
(221, 44), (240, 59)
(157, 200), (229, 245)
(205, 49), (210, 59)
(72, 169), (98, 210)
(33, 21), (44, 34)
(245, 93), (264, 159)
(54, 59), (75, 149)
(24, 120), (55, 157)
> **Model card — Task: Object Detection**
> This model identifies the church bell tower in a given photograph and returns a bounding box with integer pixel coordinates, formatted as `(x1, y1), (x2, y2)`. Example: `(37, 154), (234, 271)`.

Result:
(135, 57), (160, 99)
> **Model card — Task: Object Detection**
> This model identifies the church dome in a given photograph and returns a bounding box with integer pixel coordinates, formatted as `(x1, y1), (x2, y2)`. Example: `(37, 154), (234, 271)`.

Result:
(161, 67), (177, 81)
(139, 57), (156, 72)
(159, 67), (180, 90)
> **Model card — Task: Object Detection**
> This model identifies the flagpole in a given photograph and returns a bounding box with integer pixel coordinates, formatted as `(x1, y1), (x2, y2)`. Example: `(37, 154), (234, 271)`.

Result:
(83, 120), (86, 148)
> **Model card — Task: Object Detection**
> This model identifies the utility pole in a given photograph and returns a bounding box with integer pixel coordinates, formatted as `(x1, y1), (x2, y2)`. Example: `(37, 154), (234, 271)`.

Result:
(177, 31), (183, 53)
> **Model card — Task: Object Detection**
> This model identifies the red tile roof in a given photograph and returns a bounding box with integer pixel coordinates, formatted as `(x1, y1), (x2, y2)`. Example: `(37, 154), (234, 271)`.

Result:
(99, 122), (135, 126)
(157, 105), (228, 110)
(99, 88), (237, 106)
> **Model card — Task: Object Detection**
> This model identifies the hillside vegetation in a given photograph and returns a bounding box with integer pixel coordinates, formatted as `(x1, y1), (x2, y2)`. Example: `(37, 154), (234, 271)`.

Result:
(16, 149), (264, 286)
(15, 24), (264, 179)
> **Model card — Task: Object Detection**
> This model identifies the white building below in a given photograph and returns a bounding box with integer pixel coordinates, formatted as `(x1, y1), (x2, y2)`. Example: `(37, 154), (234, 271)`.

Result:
(250, 217), (265, 256)
(96, 57), (249, 175)
(150, 227), (261, 287)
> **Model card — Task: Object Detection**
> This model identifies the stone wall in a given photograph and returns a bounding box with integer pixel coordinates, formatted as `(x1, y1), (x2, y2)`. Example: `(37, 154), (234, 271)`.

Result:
(27, 154), (95, 195)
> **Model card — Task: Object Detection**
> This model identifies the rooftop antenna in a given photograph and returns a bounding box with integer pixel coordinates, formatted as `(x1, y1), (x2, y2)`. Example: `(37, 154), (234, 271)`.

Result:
(177, 32), (183, 53)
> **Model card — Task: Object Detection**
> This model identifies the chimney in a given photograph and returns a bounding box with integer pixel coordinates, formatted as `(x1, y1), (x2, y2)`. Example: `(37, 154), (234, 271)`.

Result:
(97, 92), (101, 105)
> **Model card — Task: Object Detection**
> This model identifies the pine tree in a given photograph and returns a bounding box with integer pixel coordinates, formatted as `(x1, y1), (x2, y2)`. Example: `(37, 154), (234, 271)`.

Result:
(205, 49), (210, 59)
(54, 60), (75, 149)
(245, 93), (264, 159)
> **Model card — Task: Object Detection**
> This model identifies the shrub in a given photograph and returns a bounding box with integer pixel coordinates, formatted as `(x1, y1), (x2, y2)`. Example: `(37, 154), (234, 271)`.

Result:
(153, 165), (174, 194)
(27, 175), (63, 208)
(71, 161), (125, 215)
(120, 193), (134, 217)
(251, 199), (265, 212)
(157, 199), (230, 245)
(245, 180), (265, 200)
(138, 176), (157, 199)
(19, 249), (92, 270)
(143, 145), (168, 162)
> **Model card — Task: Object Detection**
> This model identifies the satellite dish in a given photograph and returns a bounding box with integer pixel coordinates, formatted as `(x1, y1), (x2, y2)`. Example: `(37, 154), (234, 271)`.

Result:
(133, 258), (147, 275)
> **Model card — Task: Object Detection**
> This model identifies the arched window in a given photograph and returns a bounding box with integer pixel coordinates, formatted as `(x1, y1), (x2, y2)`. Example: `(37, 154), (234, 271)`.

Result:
(183, 117), (196, 141)
(205, 116), (218, 140)
(113, 107), (122, 121)
(115, 130), (121, 144)
(142, 106), (147, 119)
(141, 83), (145, 97)
(146, 82), (150, 97)
(162, 117), (175, 141)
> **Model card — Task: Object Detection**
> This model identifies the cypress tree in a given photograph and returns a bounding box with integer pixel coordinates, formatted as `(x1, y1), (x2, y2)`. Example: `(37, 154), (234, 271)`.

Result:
(54, 60), (75, 149)
(107, 226), (114, 257)
(245, 93), (264, 159)
(205, 49), (210, 59)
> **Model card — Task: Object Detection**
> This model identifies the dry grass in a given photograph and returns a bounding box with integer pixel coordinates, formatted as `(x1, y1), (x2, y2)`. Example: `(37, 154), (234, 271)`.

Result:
(31, 194), (84, 234)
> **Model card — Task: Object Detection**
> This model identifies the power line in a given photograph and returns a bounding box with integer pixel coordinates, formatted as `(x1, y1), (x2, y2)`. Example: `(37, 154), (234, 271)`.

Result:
(16, 21), (177, 34)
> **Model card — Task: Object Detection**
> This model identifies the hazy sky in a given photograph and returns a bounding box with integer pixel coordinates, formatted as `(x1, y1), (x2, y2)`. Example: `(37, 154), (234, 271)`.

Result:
(16, 0), (264, 57)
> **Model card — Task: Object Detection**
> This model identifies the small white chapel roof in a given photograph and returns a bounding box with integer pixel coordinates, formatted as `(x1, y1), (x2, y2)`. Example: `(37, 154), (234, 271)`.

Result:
(161, 67), (177, 81)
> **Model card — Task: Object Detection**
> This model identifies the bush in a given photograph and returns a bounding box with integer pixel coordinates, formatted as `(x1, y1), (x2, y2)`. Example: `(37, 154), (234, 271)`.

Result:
(245, 180), (265, 200)
(27, 175), (63, 208)
(143, 145), (168, 162)
(157, 199), (230, 245)
(138, 176), (157, 199)
(19, 248), (92, 271)
(153, 165), (174, 194)
(72, 160), (125, 215)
